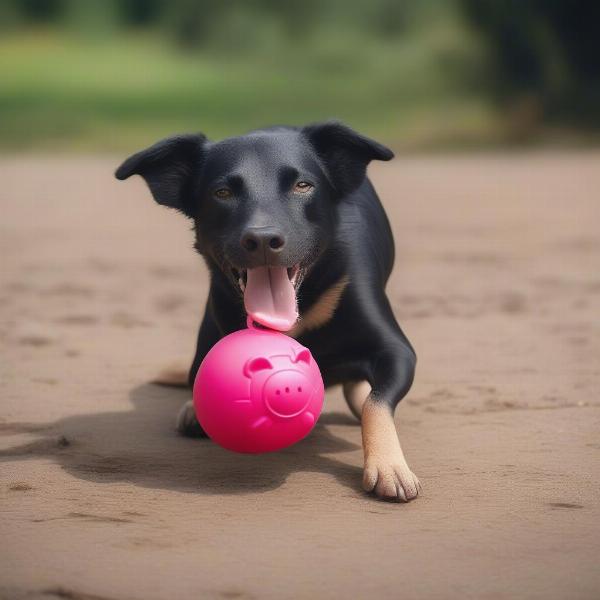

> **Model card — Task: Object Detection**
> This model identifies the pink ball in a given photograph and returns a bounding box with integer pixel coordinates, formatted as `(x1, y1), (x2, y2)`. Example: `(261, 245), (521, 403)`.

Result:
(193, 325), (324, 453)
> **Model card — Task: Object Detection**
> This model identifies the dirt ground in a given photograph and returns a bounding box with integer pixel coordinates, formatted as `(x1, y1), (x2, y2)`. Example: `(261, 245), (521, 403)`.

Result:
(1, 152), (599, 600)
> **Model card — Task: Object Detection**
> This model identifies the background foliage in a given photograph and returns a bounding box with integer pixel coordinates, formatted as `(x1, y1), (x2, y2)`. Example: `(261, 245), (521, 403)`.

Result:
(1, 0), (598, 151)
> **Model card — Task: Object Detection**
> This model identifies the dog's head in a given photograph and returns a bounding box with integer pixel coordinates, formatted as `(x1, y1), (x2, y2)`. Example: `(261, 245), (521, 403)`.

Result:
(115, 122), (393, 331)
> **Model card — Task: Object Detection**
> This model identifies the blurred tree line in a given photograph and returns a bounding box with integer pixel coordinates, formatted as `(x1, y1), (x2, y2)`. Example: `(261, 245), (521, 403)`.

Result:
(1, 0), (423, 41)
(460, 0), (600, 127)
(1, 0), (599, 137)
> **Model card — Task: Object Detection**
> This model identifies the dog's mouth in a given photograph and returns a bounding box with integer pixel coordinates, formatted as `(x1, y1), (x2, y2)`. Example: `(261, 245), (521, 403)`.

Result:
(229, 265), (304, 332)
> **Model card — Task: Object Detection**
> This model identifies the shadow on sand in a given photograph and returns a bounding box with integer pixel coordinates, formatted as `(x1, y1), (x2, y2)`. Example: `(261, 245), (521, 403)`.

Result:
(0, 383), (362, 496)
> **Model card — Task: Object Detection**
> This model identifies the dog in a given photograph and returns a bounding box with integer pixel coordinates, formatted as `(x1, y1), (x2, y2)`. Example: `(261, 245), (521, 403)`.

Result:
(115, 121), (420, 502)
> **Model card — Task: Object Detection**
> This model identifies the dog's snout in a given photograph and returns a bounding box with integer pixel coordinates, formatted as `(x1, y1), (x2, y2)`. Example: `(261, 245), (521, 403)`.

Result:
(241, 228), (285, 256)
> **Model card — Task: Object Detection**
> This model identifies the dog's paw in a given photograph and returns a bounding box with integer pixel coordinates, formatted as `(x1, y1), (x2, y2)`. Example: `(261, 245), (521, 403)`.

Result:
(176, 401), (207, 438)
(152, 361), (190, 387)
(363, 458), (422, 502)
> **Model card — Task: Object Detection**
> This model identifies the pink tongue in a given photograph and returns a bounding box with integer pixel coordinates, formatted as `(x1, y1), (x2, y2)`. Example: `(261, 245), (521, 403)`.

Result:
(244, 266), (298, 331)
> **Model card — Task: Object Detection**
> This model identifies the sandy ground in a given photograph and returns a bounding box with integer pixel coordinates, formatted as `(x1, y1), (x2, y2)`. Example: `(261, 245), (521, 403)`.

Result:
(1, 152), (599, 600)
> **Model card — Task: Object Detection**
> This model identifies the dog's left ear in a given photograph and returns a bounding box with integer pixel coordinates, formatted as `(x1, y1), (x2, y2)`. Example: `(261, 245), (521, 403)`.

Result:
(115, 133), (207, 217)
(302, 121), (393, 198)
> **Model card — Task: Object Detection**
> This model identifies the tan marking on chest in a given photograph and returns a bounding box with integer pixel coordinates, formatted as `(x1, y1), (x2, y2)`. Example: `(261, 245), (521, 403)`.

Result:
(289, 275), (349, 338)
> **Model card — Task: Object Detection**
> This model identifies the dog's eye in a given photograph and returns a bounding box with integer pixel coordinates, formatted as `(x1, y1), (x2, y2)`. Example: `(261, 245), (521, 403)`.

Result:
(293, 181), (313, 194)
(214, 188), (232, 199)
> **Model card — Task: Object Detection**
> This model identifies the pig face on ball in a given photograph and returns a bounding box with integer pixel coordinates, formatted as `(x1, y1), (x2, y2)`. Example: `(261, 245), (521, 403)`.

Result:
(243, 348), (317, 423)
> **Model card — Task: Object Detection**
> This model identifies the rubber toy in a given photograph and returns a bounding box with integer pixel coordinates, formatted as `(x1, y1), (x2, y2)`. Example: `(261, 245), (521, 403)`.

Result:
(193, 320), (324, 453)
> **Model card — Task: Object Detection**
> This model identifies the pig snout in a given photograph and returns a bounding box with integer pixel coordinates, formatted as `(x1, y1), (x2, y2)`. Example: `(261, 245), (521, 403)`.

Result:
(262, 370), (312, 418)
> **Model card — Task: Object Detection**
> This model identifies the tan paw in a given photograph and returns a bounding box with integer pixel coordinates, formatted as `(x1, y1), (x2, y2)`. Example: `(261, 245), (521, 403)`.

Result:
(363, 459), (422, 502)
(152, 361), (189, 387)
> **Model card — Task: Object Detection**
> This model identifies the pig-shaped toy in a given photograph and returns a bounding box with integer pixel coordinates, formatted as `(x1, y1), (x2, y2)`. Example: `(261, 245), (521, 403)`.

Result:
(193, 324), (324, 453)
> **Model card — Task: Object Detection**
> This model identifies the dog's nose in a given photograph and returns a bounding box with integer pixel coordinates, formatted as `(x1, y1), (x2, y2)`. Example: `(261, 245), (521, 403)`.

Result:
(240, 228), (285, 256)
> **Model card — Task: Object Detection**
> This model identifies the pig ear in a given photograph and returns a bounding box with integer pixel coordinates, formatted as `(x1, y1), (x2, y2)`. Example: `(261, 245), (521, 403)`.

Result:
(244, 356), (274, 378)
(293, 348), (311, 365)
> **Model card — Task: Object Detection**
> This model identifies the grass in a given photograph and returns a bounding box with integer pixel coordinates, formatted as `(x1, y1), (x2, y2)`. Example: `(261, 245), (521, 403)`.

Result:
(0, 27), (497, 152)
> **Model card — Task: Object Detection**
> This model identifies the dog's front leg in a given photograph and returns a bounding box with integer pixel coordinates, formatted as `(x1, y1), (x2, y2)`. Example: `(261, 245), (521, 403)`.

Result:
(361, 348), (421, 502)
(176, 307), (222, 438)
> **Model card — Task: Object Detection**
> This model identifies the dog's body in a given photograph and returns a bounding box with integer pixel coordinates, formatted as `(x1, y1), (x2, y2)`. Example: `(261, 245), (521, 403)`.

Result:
(116, 122), (420, 501)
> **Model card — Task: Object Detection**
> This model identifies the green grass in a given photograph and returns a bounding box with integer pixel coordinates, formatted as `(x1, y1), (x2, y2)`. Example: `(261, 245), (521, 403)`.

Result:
(0, 27), (496, 152)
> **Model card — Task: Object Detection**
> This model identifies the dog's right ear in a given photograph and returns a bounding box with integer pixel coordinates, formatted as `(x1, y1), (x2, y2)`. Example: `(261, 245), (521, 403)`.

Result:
(303, 121), (393, 199)
(115, 134), (207, 217)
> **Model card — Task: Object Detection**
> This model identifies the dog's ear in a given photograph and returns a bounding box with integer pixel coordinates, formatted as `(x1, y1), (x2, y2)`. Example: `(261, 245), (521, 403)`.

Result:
(115, 134), (207, 217)
(302, 121), (393, 198)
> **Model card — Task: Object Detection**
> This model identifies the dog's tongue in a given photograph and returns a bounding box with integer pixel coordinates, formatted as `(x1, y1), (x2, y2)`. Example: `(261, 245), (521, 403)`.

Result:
(244, 266), (298, 331)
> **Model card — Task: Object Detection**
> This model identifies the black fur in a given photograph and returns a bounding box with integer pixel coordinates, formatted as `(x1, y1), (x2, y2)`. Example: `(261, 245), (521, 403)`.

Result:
(116, 121), (416, 432)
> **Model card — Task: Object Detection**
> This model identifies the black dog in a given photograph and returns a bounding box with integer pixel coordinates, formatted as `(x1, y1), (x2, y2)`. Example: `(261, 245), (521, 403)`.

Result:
(116, 122), (420, 502)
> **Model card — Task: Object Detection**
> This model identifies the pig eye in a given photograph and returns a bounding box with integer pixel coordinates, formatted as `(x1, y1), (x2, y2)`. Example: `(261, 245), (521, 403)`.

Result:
(214, 188), (232, 199)
(293, 181), (313, 194)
